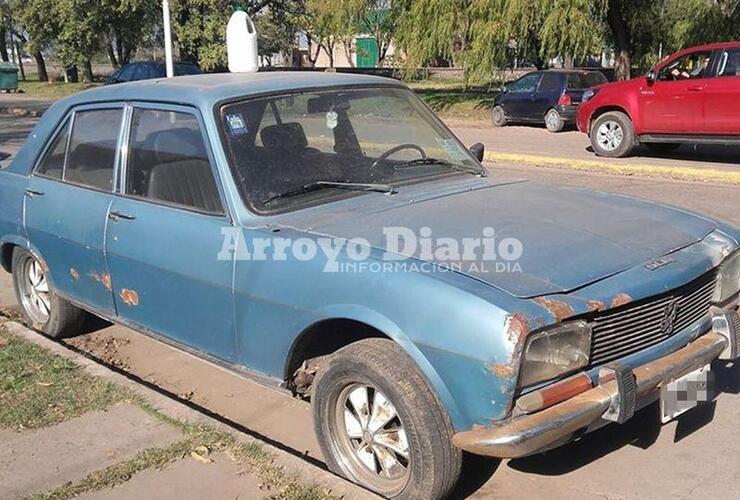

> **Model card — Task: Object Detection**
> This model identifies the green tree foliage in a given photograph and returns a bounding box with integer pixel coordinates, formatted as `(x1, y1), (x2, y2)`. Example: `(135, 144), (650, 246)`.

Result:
(54, 0), (107, 82)
(102, 0), (159, 68)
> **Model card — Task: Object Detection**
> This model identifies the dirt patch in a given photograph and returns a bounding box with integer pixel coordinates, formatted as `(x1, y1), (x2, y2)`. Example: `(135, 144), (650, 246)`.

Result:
(66, 335), (131, 371)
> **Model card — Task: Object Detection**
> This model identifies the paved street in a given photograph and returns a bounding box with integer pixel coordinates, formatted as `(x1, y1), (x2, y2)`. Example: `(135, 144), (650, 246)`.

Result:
(1, 113), (739, 499)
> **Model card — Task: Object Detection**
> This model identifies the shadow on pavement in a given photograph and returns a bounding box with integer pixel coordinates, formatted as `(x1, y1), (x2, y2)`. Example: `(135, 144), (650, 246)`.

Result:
(583, 143), (740, 165)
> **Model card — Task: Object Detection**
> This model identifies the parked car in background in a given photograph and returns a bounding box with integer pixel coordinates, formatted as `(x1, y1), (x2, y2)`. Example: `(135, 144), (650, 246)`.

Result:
(1, 73), (739, 499)
(578, 42), (740, 157)
(492, 69), (608, 132)
(105, 61), (202, 84)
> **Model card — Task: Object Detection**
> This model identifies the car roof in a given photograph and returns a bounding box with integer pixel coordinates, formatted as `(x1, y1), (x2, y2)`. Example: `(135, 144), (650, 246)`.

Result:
(57, 71), (403, 111)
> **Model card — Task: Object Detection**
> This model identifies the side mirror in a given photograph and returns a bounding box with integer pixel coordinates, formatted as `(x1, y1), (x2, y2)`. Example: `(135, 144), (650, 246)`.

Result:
(469, 142), (485, 162)
(646, 70), (656, 85)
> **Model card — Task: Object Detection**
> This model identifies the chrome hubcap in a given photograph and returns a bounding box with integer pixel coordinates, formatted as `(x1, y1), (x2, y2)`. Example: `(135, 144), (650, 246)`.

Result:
(596, 120), (624, 151)
(338, 384), (410, 483)
(546, 111), (559, 128)
(21, 258), (51, 323)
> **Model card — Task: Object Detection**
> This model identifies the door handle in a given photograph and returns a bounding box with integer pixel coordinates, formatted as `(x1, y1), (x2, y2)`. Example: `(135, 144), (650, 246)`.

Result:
(24, 189), (44, 197)
(108, 211), (136, 222)
(687, 85), (704, 92)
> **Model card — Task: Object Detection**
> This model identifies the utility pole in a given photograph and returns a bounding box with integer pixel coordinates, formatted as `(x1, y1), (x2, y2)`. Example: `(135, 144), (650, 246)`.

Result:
(162, 0), (174, 78)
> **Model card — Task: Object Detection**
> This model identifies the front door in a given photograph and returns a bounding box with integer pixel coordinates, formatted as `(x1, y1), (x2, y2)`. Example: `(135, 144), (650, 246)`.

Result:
(640, 50), (712, 134)
(25, 106), (124, 315)
(502, 72), (542, 120)
(104, 105), (237, 362)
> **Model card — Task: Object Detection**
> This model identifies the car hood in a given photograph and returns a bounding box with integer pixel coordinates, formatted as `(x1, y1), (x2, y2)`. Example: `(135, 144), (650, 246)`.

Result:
(276, 181), (717, 298)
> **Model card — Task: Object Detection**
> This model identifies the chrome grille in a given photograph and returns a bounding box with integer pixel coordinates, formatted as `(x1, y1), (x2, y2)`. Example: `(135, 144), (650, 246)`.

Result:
(589, 272), (717, 366)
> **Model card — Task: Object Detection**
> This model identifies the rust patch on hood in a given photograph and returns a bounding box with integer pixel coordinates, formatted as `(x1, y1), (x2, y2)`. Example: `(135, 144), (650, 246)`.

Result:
(90, 272), (112, 291)
(533, 297), (575, 322)
(505, 313), (530, 345)
(610, 293), (633, 308)
(69, 268), (80, 281)
(488, 363), (516, 379)
(586, 300), (605, 312)
(119, 289), (139, 307)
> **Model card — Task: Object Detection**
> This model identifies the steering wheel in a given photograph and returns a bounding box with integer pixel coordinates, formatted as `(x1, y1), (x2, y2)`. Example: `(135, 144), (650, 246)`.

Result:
(371, 144), (426, 170)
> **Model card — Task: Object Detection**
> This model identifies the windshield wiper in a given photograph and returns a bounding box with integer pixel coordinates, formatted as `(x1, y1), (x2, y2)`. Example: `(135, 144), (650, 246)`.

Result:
(394, 157), (485, 177)
(263, 181), (396, 206)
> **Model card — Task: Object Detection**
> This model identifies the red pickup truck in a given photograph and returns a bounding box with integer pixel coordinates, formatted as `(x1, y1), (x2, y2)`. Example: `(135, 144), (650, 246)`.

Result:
(577, 42), (740, 157)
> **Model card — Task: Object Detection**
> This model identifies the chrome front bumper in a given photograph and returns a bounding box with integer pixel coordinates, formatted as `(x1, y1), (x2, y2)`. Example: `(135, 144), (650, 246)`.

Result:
(453, 326), (735, 458)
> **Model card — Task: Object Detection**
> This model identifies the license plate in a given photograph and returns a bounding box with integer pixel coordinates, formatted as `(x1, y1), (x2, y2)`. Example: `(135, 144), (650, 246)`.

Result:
(660, 364), (711, 423)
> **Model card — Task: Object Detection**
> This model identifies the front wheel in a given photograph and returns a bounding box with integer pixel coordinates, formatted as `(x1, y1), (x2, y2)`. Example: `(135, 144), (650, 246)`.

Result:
(11, 248), (86, 337)
(544, 108), (565, 132)
(590, 111), (635, 158)
(312, 339), (463, 499)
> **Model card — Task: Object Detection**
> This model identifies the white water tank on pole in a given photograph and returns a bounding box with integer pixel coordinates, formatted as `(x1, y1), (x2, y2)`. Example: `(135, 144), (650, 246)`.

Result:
(227, 7), (259, 73)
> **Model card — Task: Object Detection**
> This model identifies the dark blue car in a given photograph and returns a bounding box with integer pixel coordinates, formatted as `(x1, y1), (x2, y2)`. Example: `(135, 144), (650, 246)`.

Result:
(492, 69), (608, 132)
(105, 61), (202, 85)
(1, 72), (738, 499)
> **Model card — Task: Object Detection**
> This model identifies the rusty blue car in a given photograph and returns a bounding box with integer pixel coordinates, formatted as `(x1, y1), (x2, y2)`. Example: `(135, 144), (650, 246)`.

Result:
(0, 73), (738, 499)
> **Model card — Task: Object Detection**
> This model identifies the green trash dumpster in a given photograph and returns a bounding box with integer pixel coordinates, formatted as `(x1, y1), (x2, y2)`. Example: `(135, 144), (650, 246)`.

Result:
(0, 63), (19, 92)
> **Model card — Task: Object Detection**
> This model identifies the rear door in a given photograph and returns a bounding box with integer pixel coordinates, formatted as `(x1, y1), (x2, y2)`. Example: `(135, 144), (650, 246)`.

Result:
(703, 47), (740, 135)
(25, 105), (123, 315)
(639, 50), (712, 134)
(104, 104), (237, 362)
(501, 72), (542, 120)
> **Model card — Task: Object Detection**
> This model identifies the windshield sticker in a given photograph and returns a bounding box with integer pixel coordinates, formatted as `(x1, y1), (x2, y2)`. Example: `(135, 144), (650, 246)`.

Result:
(226, 113), (248, 135)
(326, 110), (338, 130)
(436, 139), (469, 162)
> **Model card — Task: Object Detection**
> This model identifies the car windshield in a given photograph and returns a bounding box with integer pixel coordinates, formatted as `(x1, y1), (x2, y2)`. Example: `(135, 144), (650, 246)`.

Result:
(567, 72), (608, 89)
(219, 86), (483, 213)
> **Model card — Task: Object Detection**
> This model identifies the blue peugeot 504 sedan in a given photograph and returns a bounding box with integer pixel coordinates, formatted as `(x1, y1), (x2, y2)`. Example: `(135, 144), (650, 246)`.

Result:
(0, 72), (738, 499)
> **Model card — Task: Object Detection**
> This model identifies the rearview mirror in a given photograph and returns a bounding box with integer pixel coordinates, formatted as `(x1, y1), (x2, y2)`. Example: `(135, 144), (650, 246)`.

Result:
(469, 142), (485, 162)
(646, 69), (656, 85)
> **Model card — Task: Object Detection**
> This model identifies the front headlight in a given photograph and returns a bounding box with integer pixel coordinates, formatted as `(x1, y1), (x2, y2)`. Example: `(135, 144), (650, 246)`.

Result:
(713, 250), (740, 303)
(582, 89), (599, 102)
(518, 321), (591, 387)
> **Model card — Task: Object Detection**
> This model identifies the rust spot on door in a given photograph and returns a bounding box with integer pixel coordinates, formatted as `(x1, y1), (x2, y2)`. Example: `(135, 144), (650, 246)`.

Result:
(586, 300), (605, 312)
(90, 272), (112, 291)
(610, 293), (633, 308)
(533, 297), (575, 321)
(505, 313), (530, 345)
(120, 289), (139, 307)
(69, 268), (80, 281)
(488, 363), (516, 379)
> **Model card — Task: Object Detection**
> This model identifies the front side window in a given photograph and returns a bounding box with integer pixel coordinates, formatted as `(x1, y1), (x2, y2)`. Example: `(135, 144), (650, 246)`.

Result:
(36, 119), (70, 180)
(219, 86), (483, 213)
(658, 51), (712, 81)
(716, 49), (740, 78)
(65, 109), (122, 191)
(508, 73), (541, 93)
(126, 108), (223, 214)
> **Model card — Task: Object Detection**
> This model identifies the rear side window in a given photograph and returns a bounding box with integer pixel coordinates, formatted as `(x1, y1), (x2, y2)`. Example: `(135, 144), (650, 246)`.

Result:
(125, 108), (223, 214)
(538, 73), (561, 92)
(65, 109), (123, 191)
(36, 119), (70, 180)
(716, 49), (740, 77)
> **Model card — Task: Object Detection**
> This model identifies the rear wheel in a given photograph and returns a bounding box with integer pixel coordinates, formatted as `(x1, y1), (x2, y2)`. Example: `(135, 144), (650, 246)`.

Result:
(645, 143), (680, 154)
(312, 338), (462, 499)
(544, 108), (565, 132)
(11, 248), (86, 337)
(491, 105), (507, 127)
(590, 111), (635, 158)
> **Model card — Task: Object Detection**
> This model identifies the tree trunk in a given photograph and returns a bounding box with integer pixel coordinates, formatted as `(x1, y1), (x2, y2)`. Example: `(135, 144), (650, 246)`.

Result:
(107, 41), (119, 69)
(0, 27), (8, 62)
(34, 50), (48, 82)
(606, 0), (632, 80)
(342, 38), (355, 68)
(83, 59), (94, 83)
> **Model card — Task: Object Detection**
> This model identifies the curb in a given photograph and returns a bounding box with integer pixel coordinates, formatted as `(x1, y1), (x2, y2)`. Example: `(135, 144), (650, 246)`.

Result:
(484, 151), (740, 185)
(2, 321), (379, 499)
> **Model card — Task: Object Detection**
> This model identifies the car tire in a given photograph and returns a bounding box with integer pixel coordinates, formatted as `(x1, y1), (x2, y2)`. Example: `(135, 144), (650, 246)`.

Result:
(312, 338), (463, 500)
(491, 105), (507, 127)
(11, 248), (86, 338)
(590, 111), (635, 158)
(545, 108), (565, 132)
(645, 143), (680, 154)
